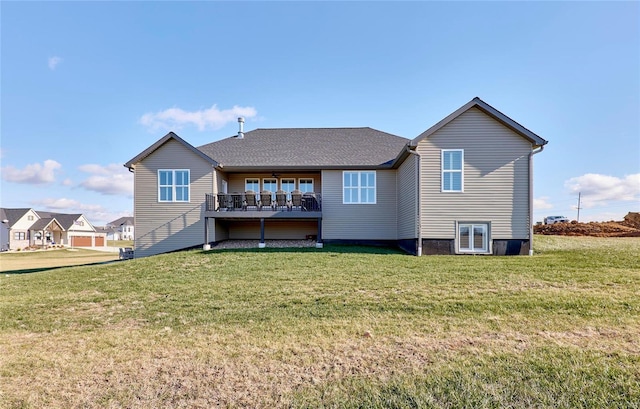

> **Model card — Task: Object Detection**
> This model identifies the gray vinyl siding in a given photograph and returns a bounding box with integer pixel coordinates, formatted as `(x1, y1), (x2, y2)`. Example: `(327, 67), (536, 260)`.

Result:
(321, 169), (397, 240)
(397, 153), (417, 239)
(417, 107), (532, 240)
(133, 139), (214, 257)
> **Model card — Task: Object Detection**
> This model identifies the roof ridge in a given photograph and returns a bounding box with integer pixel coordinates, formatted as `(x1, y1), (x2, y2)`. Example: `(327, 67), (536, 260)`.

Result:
(252, 126), (372, 130)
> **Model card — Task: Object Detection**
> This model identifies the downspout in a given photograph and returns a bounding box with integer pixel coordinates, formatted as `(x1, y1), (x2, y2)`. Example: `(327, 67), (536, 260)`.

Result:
(529, 145), (544, 256)
(406, 146), (422, 256)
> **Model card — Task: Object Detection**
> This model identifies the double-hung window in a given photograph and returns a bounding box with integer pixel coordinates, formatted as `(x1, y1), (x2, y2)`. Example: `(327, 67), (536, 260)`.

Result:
(458, 223), (489, 253)
(343, 171), (376, 204)
(245, 179), (259, 192)
(158, 169), (190, 202)
(442, 149), (463, 192)
(281, 179), (295, 199)
(263, 178), (278, 200)
(299, 178), (314, 193)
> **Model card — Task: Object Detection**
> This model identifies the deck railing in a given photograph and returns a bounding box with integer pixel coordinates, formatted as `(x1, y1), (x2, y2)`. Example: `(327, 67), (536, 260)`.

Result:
(205, 192), (322, 212)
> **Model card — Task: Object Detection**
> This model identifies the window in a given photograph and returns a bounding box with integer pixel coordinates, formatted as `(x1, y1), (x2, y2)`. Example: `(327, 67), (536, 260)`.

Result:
(245, 178), (259, 192)
(14, 232), (26, 240)
(262, 179), (278, 198)
(281, 179), (295, 199)
(442, 149), (463, 192)
(343, 171), (376, 204)
(27, 215), (34, 221)
(158, 169), (190, 202)
(458, 223), (489, 253)
(299, 178), (314, 193)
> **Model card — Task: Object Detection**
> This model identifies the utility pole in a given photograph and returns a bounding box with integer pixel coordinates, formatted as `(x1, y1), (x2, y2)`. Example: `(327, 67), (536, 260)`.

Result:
(576, 192), (582, 222)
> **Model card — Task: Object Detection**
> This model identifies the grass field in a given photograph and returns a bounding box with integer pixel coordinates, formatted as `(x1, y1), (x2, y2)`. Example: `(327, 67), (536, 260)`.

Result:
(0, 236), (638, 408)
(107, 240), (134, 248)
(0, 248), (119, 273)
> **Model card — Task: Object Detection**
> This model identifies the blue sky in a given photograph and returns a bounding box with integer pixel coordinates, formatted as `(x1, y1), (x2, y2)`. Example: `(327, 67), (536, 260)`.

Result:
(1, 1), (638, 226)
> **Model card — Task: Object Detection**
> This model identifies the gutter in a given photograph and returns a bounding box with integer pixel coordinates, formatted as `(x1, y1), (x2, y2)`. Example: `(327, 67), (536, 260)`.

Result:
(529, 145), (545, 255)
(406, 146), (422, 256)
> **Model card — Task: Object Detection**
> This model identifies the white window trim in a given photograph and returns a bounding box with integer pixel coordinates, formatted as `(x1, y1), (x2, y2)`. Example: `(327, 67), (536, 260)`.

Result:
(280, 178), (295, 189)
(262, 178), (278, 200)
(262, 178), (278, 191)
(456, 221), (491, 254)
(245, 178), (260, 192)
(158, 169), (191, 203)
(280, 178), (296, 199)
(441, 149), (464, 192)
(298, 178), (314, 193)
(342, 171), (377, 204)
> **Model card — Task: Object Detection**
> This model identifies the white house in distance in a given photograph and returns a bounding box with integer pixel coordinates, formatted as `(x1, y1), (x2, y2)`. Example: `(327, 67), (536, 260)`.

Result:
(0, 208), (106, 250)
(104, 217), (135, 240)
(125, 97), (548, 258)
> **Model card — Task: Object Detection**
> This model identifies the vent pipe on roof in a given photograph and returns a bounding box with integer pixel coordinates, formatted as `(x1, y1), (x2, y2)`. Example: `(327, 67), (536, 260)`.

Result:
(237, 117), (245, 139)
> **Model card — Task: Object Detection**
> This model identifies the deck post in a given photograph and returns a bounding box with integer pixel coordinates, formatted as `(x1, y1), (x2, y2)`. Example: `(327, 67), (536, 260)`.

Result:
(316, 217), (323, 248)
(203, 217), (211, 250)
(259, 218), (266, 248)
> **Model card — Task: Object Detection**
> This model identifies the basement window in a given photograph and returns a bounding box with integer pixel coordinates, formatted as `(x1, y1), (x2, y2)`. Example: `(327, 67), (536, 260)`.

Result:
(457, 222), (490, 254)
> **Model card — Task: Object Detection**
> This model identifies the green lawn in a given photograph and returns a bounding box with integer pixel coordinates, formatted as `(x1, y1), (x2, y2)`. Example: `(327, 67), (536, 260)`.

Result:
(0, 236), (638, 408)
(107, 240), (134, 248)
(0, 248), (119, 273)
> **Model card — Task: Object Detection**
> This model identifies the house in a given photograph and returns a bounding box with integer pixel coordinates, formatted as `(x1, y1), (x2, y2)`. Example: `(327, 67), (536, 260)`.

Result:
(104, 217), (135, 240)
(0, 208), (105, 250)
(125, 97), (547, 258)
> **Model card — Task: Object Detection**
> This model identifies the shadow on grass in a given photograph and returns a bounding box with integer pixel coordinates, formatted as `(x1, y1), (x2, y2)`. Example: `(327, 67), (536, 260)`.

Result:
(2, 260), (123, 275)
(203, 244), (405, 255)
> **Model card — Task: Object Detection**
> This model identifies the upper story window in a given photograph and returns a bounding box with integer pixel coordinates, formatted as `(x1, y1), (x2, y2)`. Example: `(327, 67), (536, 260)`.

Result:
(27, 215), (34, 221)
(442, 149), (463, 192)
(299, 178), (314, 193)
(281, 179), (295, 199)
(158, 169), (190, 202)
(343, 171), (376, 204)
(245, 178), (259, 192)
(263, 178), (277, 193)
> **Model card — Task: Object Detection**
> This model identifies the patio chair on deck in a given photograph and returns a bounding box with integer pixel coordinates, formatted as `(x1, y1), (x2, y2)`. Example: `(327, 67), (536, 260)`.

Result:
(244, 190), (258, 210)
(260, 190), (274, 210)
(229, 192), (244, 210)
(275, 190), (288, 211)
(291, 190), (302, 211)
(217, 193), (231, 211)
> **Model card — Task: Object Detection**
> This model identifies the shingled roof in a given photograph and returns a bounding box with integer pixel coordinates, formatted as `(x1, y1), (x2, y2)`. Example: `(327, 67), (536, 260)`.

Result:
(30, 217), (64, 232)
(36, 212), (85, 230)
(1, 208), (32, 226)
(197, 127), (409, 170)
(108, 216), (134, 227)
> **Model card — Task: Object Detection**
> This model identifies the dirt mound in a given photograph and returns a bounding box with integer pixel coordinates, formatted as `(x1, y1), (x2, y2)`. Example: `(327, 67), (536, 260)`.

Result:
(534, 213), (640, 237)
(623, 212), (640, 229)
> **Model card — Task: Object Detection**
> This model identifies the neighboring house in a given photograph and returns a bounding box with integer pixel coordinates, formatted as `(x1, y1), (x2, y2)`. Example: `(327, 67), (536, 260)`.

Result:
(105, 217), (135, 240)
(0, 208), (105, 250)
(125, 97), (548, 258)
(36, 211), (105, 247)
